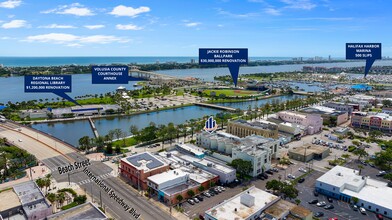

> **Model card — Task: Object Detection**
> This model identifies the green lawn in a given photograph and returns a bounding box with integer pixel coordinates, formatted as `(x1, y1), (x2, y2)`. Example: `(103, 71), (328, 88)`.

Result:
(112, 137), (139, 148)
(203, 89), (258, 97)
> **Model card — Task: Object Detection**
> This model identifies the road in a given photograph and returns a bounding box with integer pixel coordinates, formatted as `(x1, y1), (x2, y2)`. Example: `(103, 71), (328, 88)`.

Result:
(0, 121), (174, 220)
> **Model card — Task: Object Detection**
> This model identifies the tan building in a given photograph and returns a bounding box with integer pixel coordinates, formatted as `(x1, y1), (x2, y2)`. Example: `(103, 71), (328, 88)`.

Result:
(226, 119), (278, 139)
(288, 145), (329, 162)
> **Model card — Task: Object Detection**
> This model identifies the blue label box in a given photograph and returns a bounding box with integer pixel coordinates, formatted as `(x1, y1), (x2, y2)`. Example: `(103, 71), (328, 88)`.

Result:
(25, 75), (72, 93)
(199, 48), (248, 65)
(346, 43), (381, 60)
(92, 66), (129, 84)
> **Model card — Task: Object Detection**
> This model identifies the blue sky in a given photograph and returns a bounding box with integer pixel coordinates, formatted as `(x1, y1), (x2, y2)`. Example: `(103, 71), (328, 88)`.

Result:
(0, 0), (390, 57)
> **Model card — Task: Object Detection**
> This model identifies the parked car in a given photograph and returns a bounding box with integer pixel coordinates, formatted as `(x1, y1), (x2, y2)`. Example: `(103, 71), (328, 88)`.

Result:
(218, 186), (226, 191)
(308, 199), (318, 204)
(203, 192), (211, 198)
(272, 168), (279, 172)
(193, 198), (200, 203)
(359, 207), (366, 214)
(317, 201), (326, 207)
(266, 170), (274, 175)
(314, 191), (319, 197)
(287, 174), (296, 179)
(324, 204), (334, 209)
(187, 199), (195, 205)
(298, 178), (305, 183)
(299, 167), (307, 173)
(327, 197), (333, 203)
(261, 173), (269, 179)
(351, 204), (358, 211)
(258, 175), (265, 180)
(196, 195), (204, 201)
(388, 182), (392, 187)
(377, 171), (387, 177)
(314, 212), (324, 217)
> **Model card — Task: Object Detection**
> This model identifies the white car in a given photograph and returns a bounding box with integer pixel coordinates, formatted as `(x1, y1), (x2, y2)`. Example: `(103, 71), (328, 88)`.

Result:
(18, 139), (23, 142)
(287, 174), (296, 179)
(299, 167), (307, 173)
(359, 207), (366, 214)
(316, 201), (326, 207)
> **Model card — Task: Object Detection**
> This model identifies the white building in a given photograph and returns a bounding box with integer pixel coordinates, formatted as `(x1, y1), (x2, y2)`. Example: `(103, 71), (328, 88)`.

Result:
(204, 186), (279, 220)
(316, 166), (392, 218)
(276, 111), (322, 135)
(147, 169), (189, 191)
(197, 132), (280, 177)
(181, 155), (237, 184)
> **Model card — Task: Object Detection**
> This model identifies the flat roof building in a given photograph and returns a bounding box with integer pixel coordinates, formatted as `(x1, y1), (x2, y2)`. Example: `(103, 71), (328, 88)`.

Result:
(316, 166), (392, 218)
(120, 152), (169, 190)
(300, 106), (349, 126)
(12, 181), (52, 220)
(197, 131), (280, 177)
(204, 186), (279, 220)
(288, 145), (329, 162)
(226, 119), (279, 139)
(47, 202), (108, 220)
(276, 111), (322, 135)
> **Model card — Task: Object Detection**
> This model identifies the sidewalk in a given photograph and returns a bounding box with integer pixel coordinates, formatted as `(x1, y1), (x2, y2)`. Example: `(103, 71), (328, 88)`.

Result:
(0, 163), (50, 190)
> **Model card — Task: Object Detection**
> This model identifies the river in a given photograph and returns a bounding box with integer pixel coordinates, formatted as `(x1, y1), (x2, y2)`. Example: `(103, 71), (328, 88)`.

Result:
(31, 94), (303, 146)
(2, 59), (384, 103)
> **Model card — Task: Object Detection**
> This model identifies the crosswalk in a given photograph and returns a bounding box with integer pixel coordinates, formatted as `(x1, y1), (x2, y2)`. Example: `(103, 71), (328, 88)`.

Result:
(77, 172), (114, 185)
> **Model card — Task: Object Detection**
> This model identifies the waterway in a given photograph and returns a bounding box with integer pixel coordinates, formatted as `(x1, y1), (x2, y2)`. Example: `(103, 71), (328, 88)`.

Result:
(0, 59), (373, 103)
(31, 94), (303, 146)
(31, 105), (222, 146)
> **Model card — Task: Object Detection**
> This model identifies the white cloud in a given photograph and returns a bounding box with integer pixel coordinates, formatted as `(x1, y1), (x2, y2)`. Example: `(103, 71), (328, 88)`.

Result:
(39, 24), (76, 29)
(84, 25), (105, 29)
(26, 33), (78, 43)
(0, 0), (22, 9)
(216, 8), (259, 18)
(116, 24), (143, 30)
(264, 8), (281, 16)
(1, 19), (28, 29)
(217, 24), (224, 27)
(109, 5), (150, 17)
(42, 3), (94, 16)
(25, 33), (129, 46)
(281, 0), (316, 10)
(185, 22), (201, 27)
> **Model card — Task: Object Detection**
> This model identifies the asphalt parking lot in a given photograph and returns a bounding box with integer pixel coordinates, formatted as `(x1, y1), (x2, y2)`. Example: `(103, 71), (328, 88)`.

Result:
(296, 170), (386, 220)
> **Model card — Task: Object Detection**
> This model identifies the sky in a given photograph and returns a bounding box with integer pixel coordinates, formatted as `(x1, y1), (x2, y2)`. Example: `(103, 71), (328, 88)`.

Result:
(0, 0), (391, 57)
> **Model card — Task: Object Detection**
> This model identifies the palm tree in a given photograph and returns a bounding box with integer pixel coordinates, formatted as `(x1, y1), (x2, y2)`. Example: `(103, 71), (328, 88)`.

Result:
(44, 174), (52, 194)
(56, 192), (66, 208)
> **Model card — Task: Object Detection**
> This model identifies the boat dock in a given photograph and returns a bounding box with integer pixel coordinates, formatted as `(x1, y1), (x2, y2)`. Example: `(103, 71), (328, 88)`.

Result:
(88, 117), (100, 138)
(195, 103), (237, 111)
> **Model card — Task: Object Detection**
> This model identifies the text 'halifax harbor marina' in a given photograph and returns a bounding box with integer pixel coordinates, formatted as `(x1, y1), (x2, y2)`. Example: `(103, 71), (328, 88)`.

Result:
(2, 57), (392, 220)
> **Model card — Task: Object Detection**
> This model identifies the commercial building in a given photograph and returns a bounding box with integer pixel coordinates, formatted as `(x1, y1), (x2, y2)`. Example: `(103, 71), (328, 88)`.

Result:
(316, 166), (392, 218)
(204, 186), (279, 220)
(19, 109), (49, 119)
(181, 154), (236, 184)
(226, 119), (279, 139)
(175, 143), (205, 158)
(300, 106), (349, 126)
(0, 181), (53, 220)
(197, 132), (280, 177)
(264, 200), (312, 220)
(351, 112), (392, 132)
(288, 145), (329, 162)
(47, 202), (108, 220)
(276, 111), (322, 135)
(51, 104), (120, 118)
(148, 152), (219, 205)
(119, 152), (169, 190)
(324, 102), (354, 115)
(197, 131), (240, 155)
